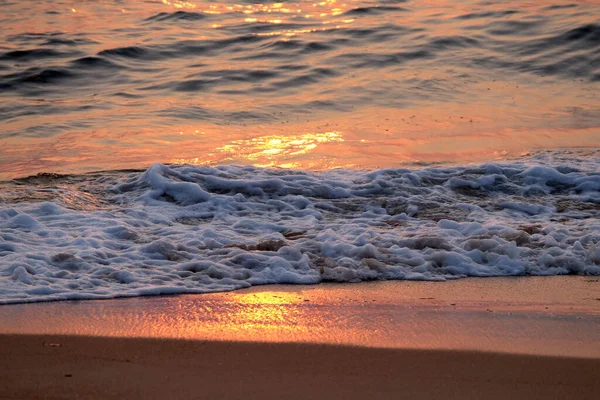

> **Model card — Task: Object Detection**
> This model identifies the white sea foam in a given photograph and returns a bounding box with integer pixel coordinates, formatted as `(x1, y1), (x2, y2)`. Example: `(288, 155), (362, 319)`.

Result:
(1, 151), (599, 304)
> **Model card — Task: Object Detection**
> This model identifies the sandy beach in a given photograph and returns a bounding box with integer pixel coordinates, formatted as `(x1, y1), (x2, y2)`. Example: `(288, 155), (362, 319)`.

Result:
(1, 277), (599, 399)
(2, 334), (600, 400)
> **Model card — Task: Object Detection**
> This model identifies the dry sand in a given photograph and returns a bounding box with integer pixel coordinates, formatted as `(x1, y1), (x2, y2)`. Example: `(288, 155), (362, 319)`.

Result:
(1, 277), (599, 399)
(1, 335), (599, 400)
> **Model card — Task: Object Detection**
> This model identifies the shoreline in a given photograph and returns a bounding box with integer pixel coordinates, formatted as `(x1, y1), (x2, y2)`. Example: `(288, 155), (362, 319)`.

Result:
(1, 277), (599, 399)
(2, 146), (599, 182)
(1, 277), (599, 357)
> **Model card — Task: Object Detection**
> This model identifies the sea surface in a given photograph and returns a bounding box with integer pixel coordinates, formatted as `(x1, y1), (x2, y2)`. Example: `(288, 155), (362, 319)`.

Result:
(0, 0), (599, 303)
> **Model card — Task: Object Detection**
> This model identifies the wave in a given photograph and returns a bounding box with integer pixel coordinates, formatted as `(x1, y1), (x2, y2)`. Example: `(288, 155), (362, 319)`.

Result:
(5, 32), (97, 47)
(98, 45), (158, 60)
(70, 56), (123, 70)
(2, 13), (599, 99)
(0, 48), (79, 62)
(1, 152), (599, 304)
(344, 6), (409, 16)
(144, 11), (207, 23)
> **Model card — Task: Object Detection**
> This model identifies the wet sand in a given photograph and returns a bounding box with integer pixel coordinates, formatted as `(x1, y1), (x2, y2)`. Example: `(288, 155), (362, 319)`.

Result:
(1, 277), (599, 399)
(2, 277), (599, 356)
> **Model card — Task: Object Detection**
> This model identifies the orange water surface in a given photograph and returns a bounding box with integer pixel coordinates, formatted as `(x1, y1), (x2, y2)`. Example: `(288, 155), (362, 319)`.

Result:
(1, 0), (599, 178)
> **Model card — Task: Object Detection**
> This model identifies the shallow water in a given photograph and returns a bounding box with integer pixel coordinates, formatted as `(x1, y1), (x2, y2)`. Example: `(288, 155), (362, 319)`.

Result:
(1, 1), (600, 304)
(1, 0), (599, 178)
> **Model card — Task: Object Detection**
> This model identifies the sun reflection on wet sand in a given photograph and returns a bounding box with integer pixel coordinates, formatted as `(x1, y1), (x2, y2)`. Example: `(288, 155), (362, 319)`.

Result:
(143, 290), (330, 342)
(1, 279), (599, 356)
(215, 292), (306, 334)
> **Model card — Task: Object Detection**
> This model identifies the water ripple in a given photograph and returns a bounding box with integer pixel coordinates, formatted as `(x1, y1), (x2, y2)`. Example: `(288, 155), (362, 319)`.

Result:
(145, 11), (208, 22)
(0, 0), (599, 178)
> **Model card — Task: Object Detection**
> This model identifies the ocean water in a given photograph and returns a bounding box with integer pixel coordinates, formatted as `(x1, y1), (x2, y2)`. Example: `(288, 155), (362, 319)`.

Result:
(1, 150), (599, 303)
(0, 0), (599, 303)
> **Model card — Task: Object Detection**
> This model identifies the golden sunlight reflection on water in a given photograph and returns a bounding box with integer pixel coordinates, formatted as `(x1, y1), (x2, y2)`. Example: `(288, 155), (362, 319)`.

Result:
(161, 0), (354, 36)
(169, 129), (344, 168)
(161, 0), (349, 20)
(215, 131), (344, 168)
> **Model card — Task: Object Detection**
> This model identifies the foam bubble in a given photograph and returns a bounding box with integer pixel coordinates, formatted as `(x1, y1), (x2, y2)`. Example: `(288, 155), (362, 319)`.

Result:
(1, 150), (599, 303)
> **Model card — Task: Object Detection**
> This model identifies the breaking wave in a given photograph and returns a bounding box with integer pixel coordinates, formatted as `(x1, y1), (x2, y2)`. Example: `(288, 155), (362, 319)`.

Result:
(1, 151), (599, 304)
